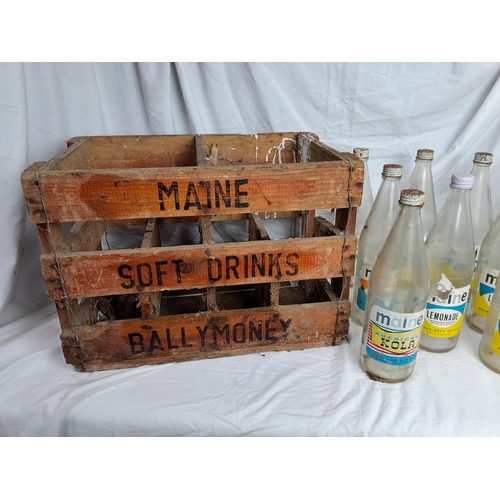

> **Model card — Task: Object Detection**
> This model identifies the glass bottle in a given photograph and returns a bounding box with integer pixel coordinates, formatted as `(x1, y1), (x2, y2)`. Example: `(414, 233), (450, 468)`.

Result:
(406, 149), (437, 240)
(470, 152), (493, 268)
(420, 174), (475, 353)
(353, 147), (374, 236)
(478, 283), (500, 374)
(465, 211), (500, 333)
(351, 164), (403, 326)
(359, 189), (429, 383)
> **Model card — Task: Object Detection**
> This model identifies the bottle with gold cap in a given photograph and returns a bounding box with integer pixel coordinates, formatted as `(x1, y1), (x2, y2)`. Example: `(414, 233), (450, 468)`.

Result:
(359, 189), (429, 383)
(351, 164), (402, 326)
(470, 152), (493, 268)
(353, 148), (374, 236)
(420, 174), (475, 353)
(406, 149), (437, 240)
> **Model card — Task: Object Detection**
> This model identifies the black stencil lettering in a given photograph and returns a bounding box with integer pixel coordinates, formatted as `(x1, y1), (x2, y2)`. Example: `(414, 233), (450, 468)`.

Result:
(118, 264), (135, 289)
(166, 328), (179, 349)
(181, 327), (193, 348)
(172, 259), (184, 284)
(137, 263), (153, 287)
(268, 253), (282, 279)
(208, 258), (222, 282)
(233, 323), (246, 344)
(251, 253), (266, 277)
(213, 324), (230, 345)
(155, 260), (169, 285)
(226, 255), (240, 280)
(285, 253), (299, 276)
(200, 180), (212, 209)
(184, 182), (202, 210)
(214, 180), (231, 208)
(148, 330), (164, 353)
(249, 320), (263, 342)
(129, 333), (145, 354)
(158, 181), (180, 211)
(243, 255), (249, 278)
(234, 179), (249, 208)
(279, 318), (292, 339)
(265, 318), (278, 342)
(196, 325), (209, 347)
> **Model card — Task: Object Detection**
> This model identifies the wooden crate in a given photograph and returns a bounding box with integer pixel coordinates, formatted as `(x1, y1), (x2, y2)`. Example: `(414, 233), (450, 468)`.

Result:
(21, 132), (363, 371)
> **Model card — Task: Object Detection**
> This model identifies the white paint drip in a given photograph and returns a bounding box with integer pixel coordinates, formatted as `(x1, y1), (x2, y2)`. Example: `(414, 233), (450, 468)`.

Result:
(265, 137), (297, 164)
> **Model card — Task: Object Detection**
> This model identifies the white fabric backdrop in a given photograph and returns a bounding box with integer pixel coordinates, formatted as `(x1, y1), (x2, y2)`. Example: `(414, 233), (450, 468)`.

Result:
(1, 62), (500, 436)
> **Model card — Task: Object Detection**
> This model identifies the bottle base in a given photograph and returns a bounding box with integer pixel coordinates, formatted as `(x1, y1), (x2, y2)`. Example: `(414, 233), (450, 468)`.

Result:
(419, 334), (458, 353)
(465, 316), (485, 334)
(478, 350), (500, 374)
(360, 355), (413, 384)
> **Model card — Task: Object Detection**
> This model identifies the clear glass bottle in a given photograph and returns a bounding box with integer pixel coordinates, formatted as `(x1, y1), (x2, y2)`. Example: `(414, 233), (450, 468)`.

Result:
(406, 149), (437, 240)
(359, 189), (429, 383)
(420, 174), (475, 353)
(470, 152), (493, 268)
(354, 148), (374, 236)
(478, 283), (500, 374)
(465, 211), (500, 333)
(351, 164), (403, 326)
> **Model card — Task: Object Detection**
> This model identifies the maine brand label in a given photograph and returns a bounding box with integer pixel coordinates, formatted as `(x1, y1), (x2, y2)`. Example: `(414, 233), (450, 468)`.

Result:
(423, 274), (469, 338)
(473, 267), (499, 318)
(491, 317), (500, 355)
(365, 305), (424, 366)
(356, 263), (372, 312)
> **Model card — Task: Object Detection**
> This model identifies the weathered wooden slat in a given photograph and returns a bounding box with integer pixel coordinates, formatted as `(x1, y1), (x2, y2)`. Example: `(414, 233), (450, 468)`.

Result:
(61, 300), (351, 371)
(138, 219), (162, 318)
(23, 161), (363, 224)
(40, 235), (357, 301)
(68, 135), (198, 170)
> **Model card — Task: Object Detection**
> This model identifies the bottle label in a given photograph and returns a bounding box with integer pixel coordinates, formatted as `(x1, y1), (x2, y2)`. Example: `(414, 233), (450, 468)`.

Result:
(422, 275), (470, 338)
(473, 267), (499, 318)
(365, 305), (424, 366)
(356, 263), (372, 312)
(491, 318), (500, 355)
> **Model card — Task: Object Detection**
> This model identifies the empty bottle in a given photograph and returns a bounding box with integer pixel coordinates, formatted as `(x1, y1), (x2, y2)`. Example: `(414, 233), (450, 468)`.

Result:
(406, 149), (437, 240)
(353, 148), (374, 236)
(478, 282), (500, 374)
(359, 189), (429, 383)
(470, 152), (493, 267)
(420, 174), (475, 353)
(465, 211), (500, 333)
(351, 164), (403, 326)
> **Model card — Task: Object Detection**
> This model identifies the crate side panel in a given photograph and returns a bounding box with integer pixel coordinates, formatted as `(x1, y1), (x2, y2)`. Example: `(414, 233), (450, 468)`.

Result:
(41, 235), (357, 300)
(81, 135), (198, 169)
(62, 301), (350, 371)
(28, 161), (363, 223)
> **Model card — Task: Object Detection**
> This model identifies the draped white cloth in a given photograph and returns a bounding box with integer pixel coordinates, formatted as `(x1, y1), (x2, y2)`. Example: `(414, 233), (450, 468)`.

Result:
(1, 62), (500, 436)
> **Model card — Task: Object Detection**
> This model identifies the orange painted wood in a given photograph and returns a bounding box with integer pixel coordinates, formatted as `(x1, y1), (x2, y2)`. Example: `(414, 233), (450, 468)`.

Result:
(61, 300), (350, 371)
(41, 234), (357, 300)
(23, 161), (363, 224)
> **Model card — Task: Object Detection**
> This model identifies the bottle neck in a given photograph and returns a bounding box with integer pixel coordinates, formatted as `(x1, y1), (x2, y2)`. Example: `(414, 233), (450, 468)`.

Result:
(471, 163), (491, 182)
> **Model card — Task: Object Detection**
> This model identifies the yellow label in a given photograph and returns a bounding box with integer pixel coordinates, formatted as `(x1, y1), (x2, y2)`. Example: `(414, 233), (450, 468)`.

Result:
(473, 267), (498, 318)
(423, 314), (465, 338)
(370, 322), (420, 355)
(491, 320), (500, 355)
(422, 284), (469, 339)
